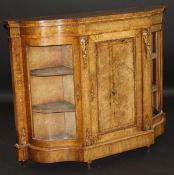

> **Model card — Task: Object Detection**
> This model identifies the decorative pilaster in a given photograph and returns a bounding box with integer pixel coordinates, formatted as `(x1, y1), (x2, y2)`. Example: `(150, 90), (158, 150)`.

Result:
(80, 37), (88, 69)
(143, 29), (151, 57)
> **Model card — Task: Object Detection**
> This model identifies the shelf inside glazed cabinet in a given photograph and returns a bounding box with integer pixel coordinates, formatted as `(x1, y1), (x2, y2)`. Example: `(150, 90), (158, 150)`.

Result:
(33, 100), (75, 113)
(30, 66), (73, 77)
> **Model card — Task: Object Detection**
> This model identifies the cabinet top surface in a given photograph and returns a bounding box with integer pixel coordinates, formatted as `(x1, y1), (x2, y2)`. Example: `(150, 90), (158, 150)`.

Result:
(5, 5), (165, 27)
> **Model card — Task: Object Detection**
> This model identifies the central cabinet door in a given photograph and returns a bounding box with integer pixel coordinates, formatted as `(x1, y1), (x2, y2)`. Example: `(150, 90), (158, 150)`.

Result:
(89, 30), (143, 144)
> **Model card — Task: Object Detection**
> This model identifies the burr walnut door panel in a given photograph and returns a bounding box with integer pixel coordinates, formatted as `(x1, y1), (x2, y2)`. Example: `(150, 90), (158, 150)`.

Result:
(89, 31), (143, 144)
(97, 39), (136, 133)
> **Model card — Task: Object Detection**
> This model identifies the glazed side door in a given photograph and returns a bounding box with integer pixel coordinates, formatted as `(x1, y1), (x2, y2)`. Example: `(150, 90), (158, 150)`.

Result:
(88, 30), (143, 144)
(22, 36), (83, 148)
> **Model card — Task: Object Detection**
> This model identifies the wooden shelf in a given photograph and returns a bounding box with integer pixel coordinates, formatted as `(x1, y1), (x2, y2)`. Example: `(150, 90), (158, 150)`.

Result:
(30, 66), (73, 77)
(152, 52), (157, 60)
(33, 100), (75, 113)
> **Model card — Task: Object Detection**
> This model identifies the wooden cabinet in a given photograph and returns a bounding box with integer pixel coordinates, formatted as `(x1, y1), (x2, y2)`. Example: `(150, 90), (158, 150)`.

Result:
(5, 6), (166, 165)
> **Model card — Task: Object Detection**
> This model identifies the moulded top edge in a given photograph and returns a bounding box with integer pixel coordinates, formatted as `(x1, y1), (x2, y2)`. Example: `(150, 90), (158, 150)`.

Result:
(4, 5), (165, 28)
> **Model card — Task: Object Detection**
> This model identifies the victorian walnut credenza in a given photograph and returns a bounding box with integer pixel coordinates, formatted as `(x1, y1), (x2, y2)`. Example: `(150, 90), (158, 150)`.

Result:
(5, 6), (166, 167)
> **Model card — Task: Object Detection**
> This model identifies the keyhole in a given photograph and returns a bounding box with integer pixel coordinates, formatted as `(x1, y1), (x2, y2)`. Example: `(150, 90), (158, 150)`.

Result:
(112, 91), (116, 95)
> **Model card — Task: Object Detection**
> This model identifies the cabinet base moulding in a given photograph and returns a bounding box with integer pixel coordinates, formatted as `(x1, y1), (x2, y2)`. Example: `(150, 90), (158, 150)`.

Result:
(15, 144), (29, 161)
(84, 130), (154, 161)
(28, 146), (84, 163)
(15, 113), (165, 163)
(153, 112), (166, 139)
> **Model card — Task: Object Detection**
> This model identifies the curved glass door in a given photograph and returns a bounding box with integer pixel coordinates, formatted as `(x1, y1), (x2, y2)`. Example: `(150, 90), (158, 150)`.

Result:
(26, 45), (76, 140)
(151, 31), (162, 117)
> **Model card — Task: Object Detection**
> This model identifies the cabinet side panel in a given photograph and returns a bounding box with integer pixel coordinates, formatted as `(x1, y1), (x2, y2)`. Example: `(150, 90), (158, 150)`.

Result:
(8, 29), (29, 161)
